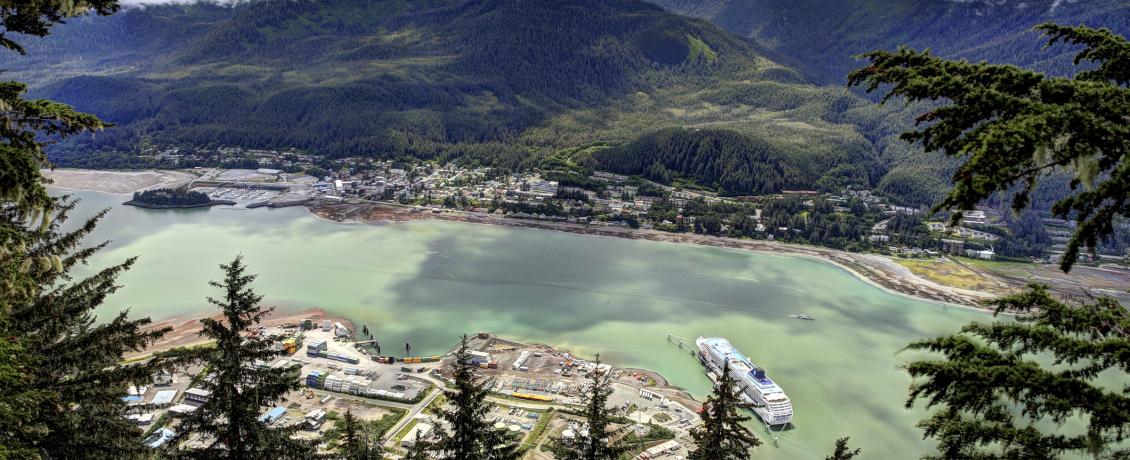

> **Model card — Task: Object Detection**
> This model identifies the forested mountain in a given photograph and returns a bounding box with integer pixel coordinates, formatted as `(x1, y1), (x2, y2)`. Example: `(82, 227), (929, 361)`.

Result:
(648, 0), (1130, 85)
(0, 0), (912, 199)
(4, 0), (787, 159)
(644, 0), (1130, 207)
(11, 0), (1123, 206)
(592, 127), (880, 195)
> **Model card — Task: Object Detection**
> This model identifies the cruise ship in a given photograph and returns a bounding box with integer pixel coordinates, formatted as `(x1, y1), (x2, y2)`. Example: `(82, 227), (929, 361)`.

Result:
(696, 337), (793, 426)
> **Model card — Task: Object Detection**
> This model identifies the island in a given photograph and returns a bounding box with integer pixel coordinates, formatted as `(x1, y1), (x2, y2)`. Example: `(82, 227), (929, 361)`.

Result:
(124, 188), (234, 209)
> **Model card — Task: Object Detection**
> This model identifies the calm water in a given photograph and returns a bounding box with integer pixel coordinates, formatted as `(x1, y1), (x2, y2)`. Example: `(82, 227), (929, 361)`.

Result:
(64, 189), (988, 458)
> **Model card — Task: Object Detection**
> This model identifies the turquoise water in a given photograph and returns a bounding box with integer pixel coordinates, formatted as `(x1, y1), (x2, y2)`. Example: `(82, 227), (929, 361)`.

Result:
(64, 189), (989, 458)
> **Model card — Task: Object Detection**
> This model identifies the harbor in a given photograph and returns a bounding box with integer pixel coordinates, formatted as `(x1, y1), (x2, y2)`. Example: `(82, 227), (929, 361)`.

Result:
(129, 316), (709, 457)
(67, 187), (992, 458)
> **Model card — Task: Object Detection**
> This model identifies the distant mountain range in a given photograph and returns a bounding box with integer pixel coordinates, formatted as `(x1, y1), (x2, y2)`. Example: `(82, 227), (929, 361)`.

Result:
(647, 0), (1130, 84)
(3, 0), (1128, 206)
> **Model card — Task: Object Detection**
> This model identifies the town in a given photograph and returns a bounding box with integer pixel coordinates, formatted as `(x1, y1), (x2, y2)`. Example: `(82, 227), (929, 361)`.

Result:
(135, 146), (1129, 268)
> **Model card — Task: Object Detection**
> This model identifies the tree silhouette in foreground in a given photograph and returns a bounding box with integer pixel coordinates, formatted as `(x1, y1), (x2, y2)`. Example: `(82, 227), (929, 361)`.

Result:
(551, 354), (633, 460)
(165, 256), (314, 458)
(904, 285), (1129, 459)
(826, 437), (861, 460)
(689, 361), (761, 460)
(2, 198), (171, 458)
(849, 23), (1130, 271)
(339, 408), (383, 460)
(428, 334), (521, 459)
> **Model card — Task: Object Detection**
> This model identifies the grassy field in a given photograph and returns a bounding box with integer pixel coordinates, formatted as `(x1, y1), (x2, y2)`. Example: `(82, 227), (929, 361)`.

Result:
(391, 418), (419, 444)
(959, 257), (1036, 277)
(894, 257), (1016, 294)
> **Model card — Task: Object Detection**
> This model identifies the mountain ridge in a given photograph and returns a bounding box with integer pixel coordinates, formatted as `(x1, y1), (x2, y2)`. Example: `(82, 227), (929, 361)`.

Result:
(6, 0), (895, 202)
(647, 0), (1130, 84)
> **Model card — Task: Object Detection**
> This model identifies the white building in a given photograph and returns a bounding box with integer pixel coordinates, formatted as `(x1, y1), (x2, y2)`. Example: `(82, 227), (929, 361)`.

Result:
(962, 210), (988, 225)
(184, 388), (211, 404)
(638, 440), (681, 459)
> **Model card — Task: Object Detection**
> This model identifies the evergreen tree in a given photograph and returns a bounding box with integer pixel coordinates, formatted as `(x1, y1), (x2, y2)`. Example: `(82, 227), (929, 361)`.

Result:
(825, 437), (861, 460)
(551, 354), (632, 460)
(0, 1), (115, 219)
(166, 256), (315, 458)
(338, 409), (382, 460)
(429, 334), (521, 460)
(902, 285), (1129, 459)
(848, 23), (1130, 271)
(1, 199), (171, 458)
(689, 361), (761, 460)
(402, 433), (432, 460)
(0, 2), (176, 456)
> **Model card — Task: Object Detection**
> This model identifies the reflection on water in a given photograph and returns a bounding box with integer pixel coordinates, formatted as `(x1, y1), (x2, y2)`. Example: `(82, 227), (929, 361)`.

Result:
(64, 189), (987, 459)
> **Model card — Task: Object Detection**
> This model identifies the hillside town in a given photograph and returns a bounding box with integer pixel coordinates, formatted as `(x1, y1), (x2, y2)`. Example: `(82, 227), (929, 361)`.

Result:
(139, 147), (1129, 267)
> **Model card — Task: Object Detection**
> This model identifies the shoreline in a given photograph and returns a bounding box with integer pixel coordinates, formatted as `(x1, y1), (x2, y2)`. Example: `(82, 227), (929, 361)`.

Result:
(123, 199), (237, 209)
(130, 307), (350, 359)
(43, 168), (1012, 311)
(308, 201), (1004, 311)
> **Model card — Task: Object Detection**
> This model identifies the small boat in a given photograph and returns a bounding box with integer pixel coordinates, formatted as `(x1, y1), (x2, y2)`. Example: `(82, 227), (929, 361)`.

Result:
(789, 314), (815, 321)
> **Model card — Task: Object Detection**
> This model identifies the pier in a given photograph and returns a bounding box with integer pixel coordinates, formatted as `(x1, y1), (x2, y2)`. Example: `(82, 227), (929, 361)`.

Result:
(665, 334), (698, 358)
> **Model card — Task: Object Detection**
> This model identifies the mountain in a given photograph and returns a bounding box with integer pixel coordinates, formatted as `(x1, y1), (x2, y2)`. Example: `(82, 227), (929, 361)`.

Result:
(0, 0), (900, 198)
(647, 0), (1130, 85)
(645, 0), (1130, 206)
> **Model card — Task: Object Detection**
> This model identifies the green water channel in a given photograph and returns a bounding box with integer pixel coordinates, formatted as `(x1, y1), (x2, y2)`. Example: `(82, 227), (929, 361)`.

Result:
(63, 189), (991, 458)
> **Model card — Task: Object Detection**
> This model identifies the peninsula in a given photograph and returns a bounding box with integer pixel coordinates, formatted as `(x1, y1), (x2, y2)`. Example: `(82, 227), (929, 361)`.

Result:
(123, 187), (235, 209)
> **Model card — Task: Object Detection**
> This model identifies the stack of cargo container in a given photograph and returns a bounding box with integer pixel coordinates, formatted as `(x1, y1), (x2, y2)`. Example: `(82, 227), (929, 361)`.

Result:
(323, 374), (371, 395)
(401, 355), (442, 364)
(325, 351), (360, 364)
(512, 351), (530, 370)
(324, 374), (344, 393)
(346, 376), (370, 394)
(307, 340), (327, 357)
(366, 388), (408, 401)
(305, 370), (324, 388)
(372, 356), (396, 364)
(281, 337), (300, 355)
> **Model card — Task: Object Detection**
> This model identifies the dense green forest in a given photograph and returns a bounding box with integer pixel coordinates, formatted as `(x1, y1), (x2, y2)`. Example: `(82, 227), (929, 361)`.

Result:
(650, 0), (1130, 209)
(10, 0), (775, 159)
(650, 0), (1130, 84)
(592, 127), (878, 195)
(127, 188), (212, 207)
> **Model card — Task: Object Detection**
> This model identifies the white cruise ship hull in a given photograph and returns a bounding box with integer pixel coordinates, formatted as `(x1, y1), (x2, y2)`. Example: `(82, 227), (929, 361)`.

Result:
(697, 337), (793, 426)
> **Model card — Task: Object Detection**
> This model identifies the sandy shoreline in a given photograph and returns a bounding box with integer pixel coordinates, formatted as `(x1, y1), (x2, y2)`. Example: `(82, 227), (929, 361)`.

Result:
(131, 307), (352, 359)
(43, 168), (195, 195)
